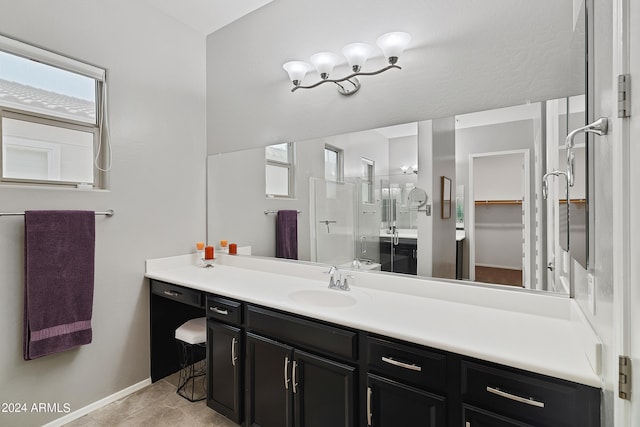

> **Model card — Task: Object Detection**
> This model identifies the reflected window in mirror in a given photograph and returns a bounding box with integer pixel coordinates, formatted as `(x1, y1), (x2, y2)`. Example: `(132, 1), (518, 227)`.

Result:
(324, 144), (343, 182)
(265, 142), (294, 198)
(361, 157), (375, 203)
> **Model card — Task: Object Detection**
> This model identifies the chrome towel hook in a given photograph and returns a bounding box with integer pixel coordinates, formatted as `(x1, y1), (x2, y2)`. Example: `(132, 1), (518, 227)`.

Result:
(565, 117), (608, 149)
(565, 117), (608, 186)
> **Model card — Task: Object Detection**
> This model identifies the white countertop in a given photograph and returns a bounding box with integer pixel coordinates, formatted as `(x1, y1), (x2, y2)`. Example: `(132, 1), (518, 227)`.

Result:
(379, 228), (417, 239)
(145, 253), (601, 388)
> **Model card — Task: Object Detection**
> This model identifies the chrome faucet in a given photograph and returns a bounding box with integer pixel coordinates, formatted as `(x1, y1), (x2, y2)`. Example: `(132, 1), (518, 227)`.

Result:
(325, 266), (341, 289)
(325, 266), (350, 291)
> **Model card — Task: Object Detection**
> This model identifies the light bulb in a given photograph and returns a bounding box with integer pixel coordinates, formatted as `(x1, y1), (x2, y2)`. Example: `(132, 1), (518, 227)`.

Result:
(376, 32), (411, 64)
(310, 52), (339, 79)
(342, 43), (374, 72)
(283, 61), (312, 86)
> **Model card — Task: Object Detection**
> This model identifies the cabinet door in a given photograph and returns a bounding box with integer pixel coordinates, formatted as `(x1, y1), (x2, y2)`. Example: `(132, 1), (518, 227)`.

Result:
(367, 374), (446, 427)
(207, 321), (242, 424)
(293, 350), (356, 427)
(464, 405), (535, 427)
(247, 333), (294, 427)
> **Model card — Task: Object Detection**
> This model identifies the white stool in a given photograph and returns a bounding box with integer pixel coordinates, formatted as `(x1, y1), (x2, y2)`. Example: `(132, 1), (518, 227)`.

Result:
(175, 317), (207, 402)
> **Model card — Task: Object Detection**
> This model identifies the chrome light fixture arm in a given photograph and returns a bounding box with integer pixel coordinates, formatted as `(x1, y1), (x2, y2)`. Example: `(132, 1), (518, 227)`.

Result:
(291, 64), (402, 95)
(283, 31), (411, 96)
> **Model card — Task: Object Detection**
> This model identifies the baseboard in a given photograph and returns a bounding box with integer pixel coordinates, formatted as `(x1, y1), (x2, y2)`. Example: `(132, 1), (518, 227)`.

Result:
(475, 263), (521, 271)
(42, 378), (152, 427)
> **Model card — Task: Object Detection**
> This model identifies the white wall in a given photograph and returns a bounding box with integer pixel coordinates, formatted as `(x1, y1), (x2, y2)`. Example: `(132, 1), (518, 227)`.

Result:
(416, 121), (434, 277)
(205, 0), (576, 155)
(0, 1), (206, 425)
(327, 130), (390, 178)
(431, 117), (457, 278)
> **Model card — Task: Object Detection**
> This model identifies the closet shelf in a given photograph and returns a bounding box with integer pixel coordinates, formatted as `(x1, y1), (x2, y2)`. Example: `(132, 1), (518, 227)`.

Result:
(559, 199), (587, 204)
(474, 200), (522, 206)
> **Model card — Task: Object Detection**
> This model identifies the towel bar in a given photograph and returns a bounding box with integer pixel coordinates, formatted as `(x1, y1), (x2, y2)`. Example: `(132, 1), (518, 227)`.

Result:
(264, 210), (301, 215)
(0, 209), (114, 217)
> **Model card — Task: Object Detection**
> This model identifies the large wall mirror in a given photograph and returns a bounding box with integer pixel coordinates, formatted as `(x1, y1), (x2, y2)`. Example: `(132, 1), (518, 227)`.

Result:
(207, 0), (590, 296)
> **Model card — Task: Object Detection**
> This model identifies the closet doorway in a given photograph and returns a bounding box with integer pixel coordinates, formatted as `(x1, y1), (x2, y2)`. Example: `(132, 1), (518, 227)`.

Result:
(468, 150), (530, 288)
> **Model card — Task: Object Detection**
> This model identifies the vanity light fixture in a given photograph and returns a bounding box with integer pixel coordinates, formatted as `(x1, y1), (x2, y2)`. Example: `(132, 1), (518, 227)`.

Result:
(282, 32), (411, 96)
(400, 165), (418, 174)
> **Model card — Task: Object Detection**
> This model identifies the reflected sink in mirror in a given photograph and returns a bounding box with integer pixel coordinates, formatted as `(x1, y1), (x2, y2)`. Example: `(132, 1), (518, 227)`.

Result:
(288, 289), (357, 307)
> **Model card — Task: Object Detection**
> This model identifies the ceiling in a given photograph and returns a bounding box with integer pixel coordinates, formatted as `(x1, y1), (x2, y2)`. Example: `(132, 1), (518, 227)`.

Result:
(141, 0), (273, 35)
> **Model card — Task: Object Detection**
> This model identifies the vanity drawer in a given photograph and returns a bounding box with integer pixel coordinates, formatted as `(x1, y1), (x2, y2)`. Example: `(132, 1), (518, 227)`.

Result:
(206, 295), (243, 325)
(246, 305), (357, 361)
(151, 280), (202, 308)
(367, 336), (447, 393)
(462, 360), (600, 427)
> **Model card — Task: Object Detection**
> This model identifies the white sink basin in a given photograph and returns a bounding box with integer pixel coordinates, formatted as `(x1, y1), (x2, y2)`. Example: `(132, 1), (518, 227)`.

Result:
(288, 289), (357, 307)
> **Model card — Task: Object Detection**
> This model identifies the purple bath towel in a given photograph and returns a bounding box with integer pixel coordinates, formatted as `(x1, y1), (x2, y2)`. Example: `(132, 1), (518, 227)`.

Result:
(24, 210), (95, 360)
(275, 210), (298, 260)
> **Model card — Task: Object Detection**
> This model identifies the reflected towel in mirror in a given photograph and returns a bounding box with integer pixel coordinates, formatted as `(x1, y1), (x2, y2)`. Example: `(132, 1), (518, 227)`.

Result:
(276, 210), (298, 260)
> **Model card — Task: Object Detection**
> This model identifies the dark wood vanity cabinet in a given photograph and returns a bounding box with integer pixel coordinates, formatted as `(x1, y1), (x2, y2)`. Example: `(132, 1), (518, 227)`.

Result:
(150, 279), (601, 427)
(149, 280), (205, 382)
(379, 237), (418, 275)
(206, 296), (244, 424)
(365, 336), (452, 426)
(246, 306), (357, 427)
(367, 374), (446, 426)
(461, 359), (601, 427)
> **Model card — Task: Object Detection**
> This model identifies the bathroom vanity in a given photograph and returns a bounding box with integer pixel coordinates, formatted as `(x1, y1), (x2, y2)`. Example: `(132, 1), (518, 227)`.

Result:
(146, 254), (601, 427)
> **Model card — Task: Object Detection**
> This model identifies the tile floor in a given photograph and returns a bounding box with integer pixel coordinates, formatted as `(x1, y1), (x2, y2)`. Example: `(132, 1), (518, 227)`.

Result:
(64, 372), (238, 427)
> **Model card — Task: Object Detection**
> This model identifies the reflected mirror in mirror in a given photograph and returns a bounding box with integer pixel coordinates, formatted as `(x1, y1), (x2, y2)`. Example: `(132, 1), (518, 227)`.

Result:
(408, 187), (427, 208)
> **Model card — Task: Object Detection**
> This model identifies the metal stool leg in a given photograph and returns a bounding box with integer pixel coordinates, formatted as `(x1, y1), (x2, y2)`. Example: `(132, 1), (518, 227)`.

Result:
(175, 340), (206, 402)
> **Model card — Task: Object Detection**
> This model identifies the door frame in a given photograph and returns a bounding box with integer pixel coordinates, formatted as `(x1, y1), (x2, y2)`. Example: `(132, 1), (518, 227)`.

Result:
(468, 149), (531, 288)
(612, 0), (634, 423)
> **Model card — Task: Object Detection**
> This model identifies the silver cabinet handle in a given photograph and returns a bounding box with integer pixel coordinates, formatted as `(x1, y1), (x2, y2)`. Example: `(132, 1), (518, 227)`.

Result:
(486, 386), (545, 408)
(284, 357), (290, 389)
(292, 361), (298, 394)
(367, 386), (373, 426)
(381, 356), (422, 372)
(231, 337), (237, 367)
(211, 307), (228, 315)
(163, 290), (180, 297)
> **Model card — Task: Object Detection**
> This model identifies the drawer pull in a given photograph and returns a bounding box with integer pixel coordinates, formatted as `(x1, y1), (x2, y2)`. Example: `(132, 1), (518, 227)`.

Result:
(486, 386), (545, 408)
(381, 356), (422, 372)
(231, 337), (237, 367)
(211, 307), (229, 315)
(367, 386), (373, 426)
(163, 290), (181, 297)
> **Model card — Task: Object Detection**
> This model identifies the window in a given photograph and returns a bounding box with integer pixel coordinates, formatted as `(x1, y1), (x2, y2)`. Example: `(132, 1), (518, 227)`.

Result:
(361, 157), (375, 203)
(0, 36), (108, 188)
(265, 142), (294, 197)
(324, 144), (344, 182)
